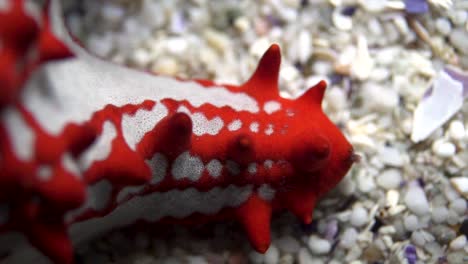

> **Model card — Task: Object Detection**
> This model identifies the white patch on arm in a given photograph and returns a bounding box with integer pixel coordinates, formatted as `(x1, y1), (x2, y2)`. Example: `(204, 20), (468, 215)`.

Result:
(146, 153), (168, 184)
(22, 56), (259, 135)
(177, 106), (224, 136)
(116, 152), (169, 203)
(1, 107), (35, 161)
(249, 122), (259, 133)
(171, 151), (204, 181)
(227, 119), (242, 131)
(206, 159), (222, 178)
(258, 184), (276, 201)
(67, 180), (113, 221)
(247, 163), (257, 174)
(78, 121), (117, 170)
(263, 101), (281, 114)
(62, 153), (81, 177)
(69, 185), (253, 244)
(265, 124), (274, 135)
(263, 160), (273, 169)
(122, 103), (168, 150)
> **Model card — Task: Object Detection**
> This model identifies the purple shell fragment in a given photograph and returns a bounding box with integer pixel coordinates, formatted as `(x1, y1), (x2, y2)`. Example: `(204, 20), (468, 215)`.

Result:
(405, 244), (418, 264)
(324, 219), (339, 241)
(404, 0), (429, 14)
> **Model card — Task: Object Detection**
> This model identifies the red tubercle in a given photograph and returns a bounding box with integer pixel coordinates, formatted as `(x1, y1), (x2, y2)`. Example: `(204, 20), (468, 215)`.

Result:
(84, 133), (152, 185)
(242, 44), (281, 102)
(137, 110), (193, 160)
(227, 134), (256, 166)
(0, 0), (39, 49)
(36, 0), (73, 63)
(236, 194), (272, 253)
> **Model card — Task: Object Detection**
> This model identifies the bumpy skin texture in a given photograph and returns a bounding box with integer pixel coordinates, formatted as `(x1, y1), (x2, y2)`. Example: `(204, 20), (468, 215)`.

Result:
(0, 1), (356, 263)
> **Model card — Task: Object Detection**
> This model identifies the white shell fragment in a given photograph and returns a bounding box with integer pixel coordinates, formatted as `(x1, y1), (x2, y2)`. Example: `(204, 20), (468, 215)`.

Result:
(411, 71), (464, 142)
(351, 35), (374, 80)
(404, 184), (430, 216)
(308, 236), (331, 255)
(450, 177), (468, 199)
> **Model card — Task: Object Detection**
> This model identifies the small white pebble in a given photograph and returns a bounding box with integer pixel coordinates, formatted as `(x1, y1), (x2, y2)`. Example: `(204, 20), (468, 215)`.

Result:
(449, 198), (467, 215)
(449, 235), (467, 250)
(449, 120), (465, 141)
(151, 57), (179, 76)
(431, 206), (448, 224)
(140, 1), (166, 28)
(450, 29), (468, 55)
(449, 10), (468, 26)
(350, 206), (368, 227)
(368, 18), (383, 36)
(250, 37), (271, 57)
(379, 226), (396, 235)
(356, 170), (376, 193)
(234, 16), (250, 33)
(346, 246), (364, 263)
(332, 8), (352, 31)
(401, 118), (413, 135)
(405, 185), (430, 216)
(424, 242), (444, 258)
(87, 34), (113, 57)
(435, 18), (452, 36)
(326, 87), (347, 111)
(369, 67), (390, 82)
(411, 230), (434, 247)
(203, 29), (231, 53)
(264, 245), (279, 264)
(351, 36), (375, 80)
(131, 49), (151, 68)
(298, 248), (314, 264)
(339, 228), (358, 249)
(378, 146), (405, 167)
(296, 30), (313, 64)
(360, 0), (387, 12)
(450, 177), (468, 199)
(403, 214), (419, 232)
(446, 209), (462, 225)
(411, 231), (425, 247)
(248, 251), (264, 264)
(274, 236), (300, 254)
(165, 38), (189, 55)
(336, 174), (356, 196)
(445, 183), (462, 201)
(101, 4), (124, 24)
(281, 65), (300, 82)
(308, 236), (331, 255)
(386, 189), (400, 208)
(432, 139), (456, 158)
(376, 169), (402, 190)
(392, 16), (409, 35)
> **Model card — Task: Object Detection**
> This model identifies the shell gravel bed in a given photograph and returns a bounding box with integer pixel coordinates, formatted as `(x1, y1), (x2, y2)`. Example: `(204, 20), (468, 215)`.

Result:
(67, 0), (468, 263)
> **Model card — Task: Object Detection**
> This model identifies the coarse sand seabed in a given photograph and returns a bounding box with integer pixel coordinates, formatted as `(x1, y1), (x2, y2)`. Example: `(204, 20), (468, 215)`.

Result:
(68, 0), (468, 263)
